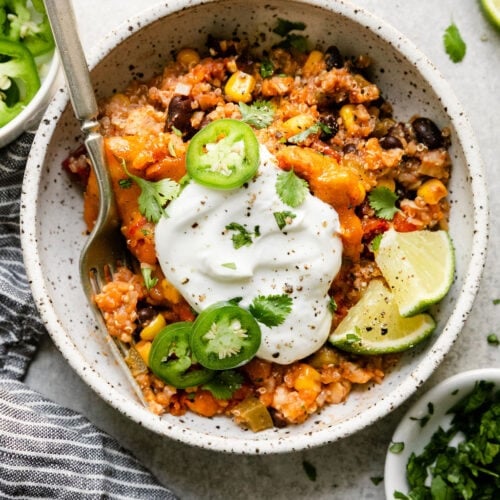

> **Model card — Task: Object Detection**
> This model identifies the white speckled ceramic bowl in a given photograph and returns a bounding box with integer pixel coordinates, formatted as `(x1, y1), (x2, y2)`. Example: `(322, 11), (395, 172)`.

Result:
(20, 0), (488, 454)
(0, 50), (61, 148)
(384, 368), (500, 497)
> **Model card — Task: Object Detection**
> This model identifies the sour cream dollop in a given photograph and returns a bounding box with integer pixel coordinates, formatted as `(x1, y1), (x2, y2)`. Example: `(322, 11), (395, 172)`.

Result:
(155, 146), (343, 364)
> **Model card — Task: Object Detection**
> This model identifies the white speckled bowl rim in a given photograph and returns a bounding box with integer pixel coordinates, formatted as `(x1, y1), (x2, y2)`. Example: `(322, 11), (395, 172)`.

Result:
(384, 368), (500, 497)
(21, 0), (489, 454)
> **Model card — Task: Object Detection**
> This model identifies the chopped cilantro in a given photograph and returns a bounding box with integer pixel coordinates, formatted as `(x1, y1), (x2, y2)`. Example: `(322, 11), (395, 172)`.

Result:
(302, 460), (317, 481)
(370, 234), (383, 253)
(389, 442), (405, 454)
(275, 33), (309, 53)
(273, 210), (296, 230)
(370, 476), (384, 486)
(273, 18), (306, 37)
(118, 178), (133, 189)
(225, 222), (259, 249)
(405, 380), (500, 499)
(276, 169), (309, 208)
(368, 186), (400, 220)
(443, 23), (466, 63)
(141, 267), (158, 291)
(260, 59), (274, 78)
(121, 161), (180, 223)
(221, 262), (237, 270)
(410, 402), (434, 427)
(487, 333), (499, 345)
(239, 100), (275, 129)
(249, 294), (293, 327)
(493, 299), (500, 305)
(202, 370), (244, 400)
(328, 297), (338, 313)
(287, 122), (331, 144)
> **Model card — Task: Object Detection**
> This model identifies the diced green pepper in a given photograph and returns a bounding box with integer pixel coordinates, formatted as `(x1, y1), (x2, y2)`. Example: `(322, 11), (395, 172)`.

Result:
(0, 37), (40, 126)
(232, 397), (273, 432)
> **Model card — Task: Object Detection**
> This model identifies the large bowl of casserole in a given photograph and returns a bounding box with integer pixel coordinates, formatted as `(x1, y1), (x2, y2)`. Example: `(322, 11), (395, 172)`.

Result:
(20, 0), (488, 453)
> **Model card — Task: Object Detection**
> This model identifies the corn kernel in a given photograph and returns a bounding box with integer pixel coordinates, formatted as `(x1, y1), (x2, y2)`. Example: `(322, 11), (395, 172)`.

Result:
(135, 340), (152, 366)
(176, 48), (200, 68)
(282, 114), (316, 138)
(339, 104), (356, 134)
(224, 71), (256, 103)
(377, 177), (396, 192)
(140, 313), (166, 341)
(294, 365), (322, 392)
(417, 178), (448, 205)
(302, 50), (324, 77)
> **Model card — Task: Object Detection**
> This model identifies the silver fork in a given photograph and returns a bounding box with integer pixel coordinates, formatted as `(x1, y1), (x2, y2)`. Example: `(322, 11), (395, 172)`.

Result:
(45, 0), (147, 404)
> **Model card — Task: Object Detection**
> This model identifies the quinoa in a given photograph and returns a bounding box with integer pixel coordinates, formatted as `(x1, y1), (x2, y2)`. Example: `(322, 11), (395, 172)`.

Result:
(67, 36), (452, 429)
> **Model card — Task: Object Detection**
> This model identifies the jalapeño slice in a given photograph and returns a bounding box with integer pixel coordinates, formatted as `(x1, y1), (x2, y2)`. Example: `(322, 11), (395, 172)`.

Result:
(186, 118), (260, 189)
(190, 302), (261, 370)
(149, 322), (214, 389)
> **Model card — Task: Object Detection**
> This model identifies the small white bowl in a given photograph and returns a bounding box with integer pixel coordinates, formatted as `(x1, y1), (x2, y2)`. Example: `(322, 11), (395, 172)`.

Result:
(0, 50), (62, 148)
(385, 368), (500, 498)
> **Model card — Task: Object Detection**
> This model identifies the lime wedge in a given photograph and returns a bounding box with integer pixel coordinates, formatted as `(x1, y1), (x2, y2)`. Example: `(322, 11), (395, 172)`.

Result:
(374, 229), (455, 317)
(329, 279), (436, 354)
(481, 0), (500, 30)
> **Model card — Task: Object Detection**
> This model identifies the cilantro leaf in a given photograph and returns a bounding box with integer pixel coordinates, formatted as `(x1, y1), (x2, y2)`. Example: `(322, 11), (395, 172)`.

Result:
(275, 33), (309, 53)
(249, 294), (293, 327)
(202, 370), (244, 400)
(302, 460), (317, 482)
(389, 441), (405, 454)
(225, 222), (259, 249)
(368, 186), (400, 220)
(370, 233), (383, 252)
(328, 297), (337, 313)
(273, 210), (296, 230)
(260, 59), (274, 78)
(443, 23), (466, 63)
(239, 100), (275, 129)
(487, 334), (499, 345)
(276, 169), (309, 208)
(141, 267), (158, 291)
(273, 18), (306, 36)
(287, 122), (331, 144)
(118, 178), (133, 189)
(122, 162), (180, 223)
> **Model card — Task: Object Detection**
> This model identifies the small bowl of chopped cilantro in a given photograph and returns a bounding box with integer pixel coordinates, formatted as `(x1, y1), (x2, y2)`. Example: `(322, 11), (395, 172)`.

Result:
(0, 0), (61, 148)
(385, 368), (500, 499)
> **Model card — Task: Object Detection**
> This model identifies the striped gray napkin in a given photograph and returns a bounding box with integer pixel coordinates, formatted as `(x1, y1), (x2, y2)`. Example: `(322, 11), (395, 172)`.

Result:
(0, 133), (177, 499)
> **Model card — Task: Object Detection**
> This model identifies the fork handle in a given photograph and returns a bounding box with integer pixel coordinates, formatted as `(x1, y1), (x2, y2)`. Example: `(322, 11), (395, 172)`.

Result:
(45, 0), (99, 128)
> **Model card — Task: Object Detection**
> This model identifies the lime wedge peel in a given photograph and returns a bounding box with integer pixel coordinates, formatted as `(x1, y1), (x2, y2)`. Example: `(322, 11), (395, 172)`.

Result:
(374, 229), (455, 318)
(481, 0), (500, 31)
(329, 279), (436, 355)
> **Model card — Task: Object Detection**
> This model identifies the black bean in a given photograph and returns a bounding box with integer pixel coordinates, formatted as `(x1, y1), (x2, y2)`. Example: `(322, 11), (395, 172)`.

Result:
(137, 306), (156, 328)
(379, 135), (403, 150)
(343, 143), (357, 154)
(325, 45), (344, 70)
(412, 117), (443, 149)
(319, 113), (339, 139)
(166, 95), (194, 136)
